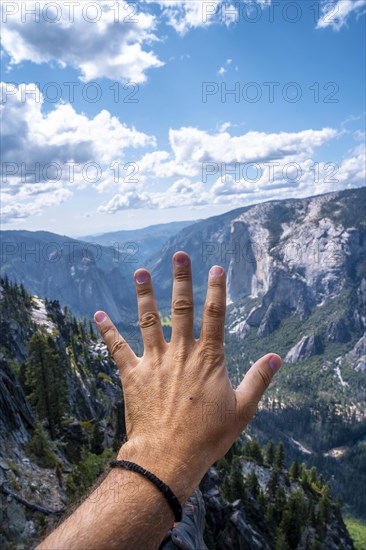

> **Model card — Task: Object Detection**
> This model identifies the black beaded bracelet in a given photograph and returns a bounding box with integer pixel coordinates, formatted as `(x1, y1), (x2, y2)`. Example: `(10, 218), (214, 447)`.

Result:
(109, 460), (183, 523)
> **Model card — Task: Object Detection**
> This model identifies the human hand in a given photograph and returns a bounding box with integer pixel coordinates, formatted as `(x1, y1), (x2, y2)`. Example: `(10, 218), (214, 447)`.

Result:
(94, 251), (281, 502)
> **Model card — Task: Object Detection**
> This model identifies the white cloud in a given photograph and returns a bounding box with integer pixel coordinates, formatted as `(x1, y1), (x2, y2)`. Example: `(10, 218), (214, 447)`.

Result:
(144, 0), (223, 34)
(317, 0), (366, 31)
(217, 57), (236, 76)
(144, 0), (258, 34)
(152, 126), (338, 171)
(218, 122), (232, 132)
(336, 144), (366, 186)
(1, 82), (155, 222)
(97, 125), (358, 215)
(98, 191), (156, 213)
(1, 1), (163, 83)
(98, 177), (210, 214)
(1, 187), (72, 223)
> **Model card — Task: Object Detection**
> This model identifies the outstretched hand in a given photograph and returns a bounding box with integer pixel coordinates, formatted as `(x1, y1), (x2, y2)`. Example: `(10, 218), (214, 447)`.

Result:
(94, 251), (281, 502)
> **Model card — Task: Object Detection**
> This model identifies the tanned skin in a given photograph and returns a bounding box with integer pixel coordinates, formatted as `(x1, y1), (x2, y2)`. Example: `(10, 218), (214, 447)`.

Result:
(38, 251), (281, 550)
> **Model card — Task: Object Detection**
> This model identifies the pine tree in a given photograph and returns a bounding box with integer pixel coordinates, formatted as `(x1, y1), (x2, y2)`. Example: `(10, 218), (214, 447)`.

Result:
(247, 470), (260, 499)
(289, 460), (300, 481)
(264, 440), (275, 466)
(90, 420), (104, 455)
(274, 442), (285, 469)
(25, 332), (67, 439)
(275, 528), (290, 550)
(222, 471), (233, 501)
(318, 486), (331, 524)
(89, 320), (97, 340)
(300, 464), (310, 491)
(27, 422), (58, 468)
(267, 467), (280, 499)
(280, 490), (305, 549)
(112, 402), (126, 452)
(230, 456), (246, 502)
(244, 440), (264, 465)
(309, 466), (317, 484)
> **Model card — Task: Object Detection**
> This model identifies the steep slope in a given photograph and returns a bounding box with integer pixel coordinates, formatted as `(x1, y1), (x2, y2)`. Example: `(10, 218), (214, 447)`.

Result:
(0, 271), (361, 548)
(0, 230), (136, 321)
(0, 279), (126, 547)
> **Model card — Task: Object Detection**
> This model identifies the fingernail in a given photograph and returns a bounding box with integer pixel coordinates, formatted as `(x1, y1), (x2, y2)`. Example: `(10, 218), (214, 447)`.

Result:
(209, 265), (224, 278)
(135, 270), (150, 284)
(174, 253), (189, 267)
(94, 311), (107, 324)
(269, 355), (282, 373)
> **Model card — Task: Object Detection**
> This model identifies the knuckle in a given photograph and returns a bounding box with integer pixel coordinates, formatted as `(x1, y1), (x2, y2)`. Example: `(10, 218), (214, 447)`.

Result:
(256, 367), (272, 391)
(209, 277), (224, 288)
(175, 269), (191, 282)
(111, 339), (127, 357)
(136, 286), (151, 297)
(197, 345), (224, 367)
(172, 298), (194, 316)
(205, 300), (224, 319)
(173, 348), (189, 364)
(100, 324), (115, 339)
(139, 311), (160, 329)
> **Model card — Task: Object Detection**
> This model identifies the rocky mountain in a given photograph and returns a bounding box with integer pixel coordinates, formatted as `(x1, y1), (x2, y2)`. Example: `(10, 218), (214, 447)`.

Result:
(0, 221), (196, 321)
(143, 189), (366, 520)
(0, 230), (137, 321)
(0, 279), (126, 548)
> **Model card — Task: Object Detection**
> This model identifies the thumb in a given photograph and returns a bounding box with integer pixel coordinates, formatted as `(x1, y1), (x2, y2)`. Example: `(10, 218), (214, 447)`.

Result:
(235, 353), (281, 418)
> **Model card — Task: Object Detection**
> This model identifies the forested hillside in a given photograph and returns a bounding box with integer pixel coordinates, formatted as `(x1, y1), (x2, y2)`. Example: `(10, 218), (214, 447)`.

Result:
(0, 279), (361, 549)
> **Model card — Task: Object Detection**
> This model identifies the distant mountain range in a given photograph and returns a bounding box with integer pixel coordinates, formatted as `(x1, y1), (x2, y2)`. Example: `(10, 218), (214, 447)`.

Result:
(79, 220), (197, 263)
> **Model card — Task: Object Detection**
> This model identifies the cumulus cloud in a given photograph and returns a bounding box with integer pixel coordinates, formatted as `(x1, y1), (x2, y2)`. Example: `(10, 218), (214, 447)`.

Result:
(97, 125), (363, 215)
(98, 177), (210, 214)
(1, 187), (72, 223)
(138, 126), (338, 180)
(1, 82), (155, 222)
(317, 0), (366, 31)
(98, 191), (156, 213)
(1, 1), (163, 83)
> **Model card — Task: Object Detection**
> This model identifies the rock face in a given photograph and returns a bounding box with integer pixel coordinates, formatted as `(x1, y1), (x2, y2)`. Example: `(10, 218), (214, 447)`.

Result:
(285, 334), (324, 363)
(0, 231), (136, 321)
(147, 188), (365, 349)
(346, 334), (366, 373)
(0, 353), (34, 445)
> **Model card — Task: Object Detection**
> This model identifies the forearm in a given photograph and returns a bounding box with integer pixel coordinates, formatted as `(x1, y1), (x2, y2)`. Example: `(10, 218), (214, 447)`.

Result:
(37, 443), (202, 550)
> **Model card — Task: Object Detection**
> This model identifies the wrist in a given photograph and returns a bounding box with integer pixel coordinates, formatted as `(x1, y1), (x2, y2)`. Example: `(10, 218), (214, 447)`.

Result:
(116, 438), (207, 504)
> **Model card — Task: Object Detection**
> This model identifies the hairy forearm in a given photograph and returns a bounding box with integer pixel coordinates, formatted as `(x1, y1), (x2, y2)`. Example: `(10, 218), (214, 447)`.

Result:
(37, 442), (201, 550)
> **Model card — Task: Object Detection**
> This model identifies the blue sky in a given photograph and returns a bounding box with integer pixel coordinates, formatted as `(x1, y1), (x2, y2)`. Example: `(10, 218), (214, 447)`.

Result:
(1, 0), (365, 236)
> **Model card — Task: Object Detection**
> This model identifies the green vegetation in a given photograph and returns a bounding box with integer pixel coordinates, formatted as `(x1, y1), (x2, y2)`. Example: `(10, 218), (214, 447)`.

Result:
(66, 448), (115, 504)
(27, 422), (59, 468)
(344, 517), (366, 550)
(212, 438), (349, 549)
(25, 332), (67, 439)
